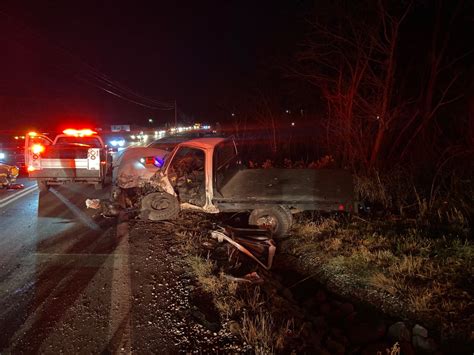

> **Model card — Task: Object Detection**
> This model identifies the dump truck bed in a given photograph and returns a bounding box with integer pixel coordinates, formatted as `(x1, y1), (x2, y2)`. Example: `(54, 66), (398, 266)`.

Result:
(217, 168), (354, 208)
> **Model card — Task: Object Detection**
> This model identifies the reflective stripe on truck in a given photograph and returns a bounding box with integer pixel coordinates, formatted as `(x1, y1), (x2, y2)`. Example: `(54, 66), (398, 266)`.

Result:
(87, 148), (101, 170)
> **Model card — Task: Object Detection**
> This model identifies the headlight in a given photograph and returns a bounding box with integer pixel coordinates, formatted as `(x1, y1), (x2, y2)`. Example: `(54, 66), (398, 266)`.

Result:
(0, 152), (5, 160)
(9, 166), (19, 177)
(110, 139), (125, 147)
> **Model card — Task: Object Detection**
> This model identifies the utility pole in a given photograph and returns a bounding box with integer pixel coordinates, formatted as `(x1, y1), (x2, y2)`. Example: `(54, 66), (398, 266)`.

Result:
(174, 100), (177, 127)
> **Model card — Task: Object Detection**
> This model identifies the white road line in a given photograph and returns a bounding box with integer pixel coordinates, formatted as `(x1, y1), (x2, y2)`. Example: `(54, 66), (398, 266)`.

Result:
(108, 214), (132, 353)
(0, 184), (37, 204)
(0, 185), (38, 209)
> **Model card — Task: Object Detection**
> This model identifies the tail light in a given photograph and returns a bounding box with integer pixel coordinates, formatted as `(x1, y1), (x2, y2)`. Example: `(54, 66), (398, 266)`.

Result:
(31, 144), (45, 154)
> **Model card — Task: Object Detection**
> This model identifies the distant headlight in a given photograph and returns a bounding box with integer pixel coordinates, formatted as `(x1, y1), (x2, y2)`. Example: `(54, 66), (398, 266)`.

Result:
(0, 152), (5, 160)
(110, 139), (125, 147)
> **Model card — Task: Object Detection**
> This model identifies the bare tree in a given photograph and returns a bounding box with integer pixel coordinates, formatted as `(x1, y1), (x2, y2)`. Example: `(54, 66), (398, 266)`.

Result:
(290, 0), (412, 169)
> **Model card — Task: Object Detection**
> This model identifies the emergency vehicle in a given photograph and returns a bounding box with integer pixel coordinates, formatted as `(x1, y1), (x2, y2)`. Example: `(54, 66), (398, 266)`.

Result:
(24, 129), (110, 191)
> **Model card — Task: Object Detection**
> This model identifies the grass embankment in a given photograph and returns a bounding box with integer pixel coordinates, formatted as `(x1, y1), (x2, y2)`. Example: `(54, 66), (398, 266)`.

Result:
(283, 215), (473, 344)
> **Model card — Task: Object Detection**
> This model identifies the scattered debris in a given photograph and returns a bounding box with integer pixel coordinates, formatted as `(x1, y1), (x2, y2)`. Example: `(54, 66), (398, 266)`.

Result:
(210, 226), (276, 270)
(8, 183), (24, 189)
(222, 272), (264, 284)
(85, 198), (101, 209)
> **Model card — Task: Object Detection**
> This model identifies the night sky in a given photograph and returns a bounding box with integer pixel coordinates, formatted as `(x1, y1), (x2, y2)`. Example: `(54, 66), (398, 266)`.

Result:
(0, 1), (308, 131)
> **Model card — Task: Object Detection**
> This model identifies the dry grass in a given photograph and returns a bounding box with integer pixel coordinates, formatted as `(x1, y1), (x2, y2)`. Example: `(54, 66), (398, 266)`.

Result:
(407, 287), (433, 313)
(370, 272), (399, 295)
(284, 215), (473, 342)
(187, 255), (247, 318)
(187, 253), (293, 353)
(241, 310), (275, 355)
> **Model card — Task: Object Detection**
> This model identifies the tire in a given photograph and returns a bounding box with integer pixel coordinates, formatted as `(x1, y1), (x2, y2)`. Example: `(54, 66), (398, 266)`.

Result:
(249, 205), (293, 238)
(110, 186), (123, 202)
(37, 180), (49, 192)
(140, 192), (180, 221)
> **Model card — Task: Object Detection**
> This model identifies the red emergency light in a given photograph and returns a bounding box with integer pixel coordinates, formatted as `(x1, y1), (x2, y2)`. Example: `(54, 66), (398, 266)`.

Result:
(31, 144), (45, 154)
(63, 128), (97, 137)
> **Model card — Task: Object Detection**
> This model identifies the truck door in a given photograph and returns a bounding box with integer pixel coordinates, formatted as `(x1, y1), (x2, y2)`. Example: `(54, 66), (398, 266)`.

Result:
(24, 132), (53, 172)
(166, 147), (206, 207)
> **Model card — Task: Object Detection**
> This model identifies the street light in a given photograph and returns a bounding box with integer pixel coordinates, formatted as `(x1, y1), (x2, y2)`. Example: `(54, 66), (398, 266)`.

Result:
(148, 118), (153, 123)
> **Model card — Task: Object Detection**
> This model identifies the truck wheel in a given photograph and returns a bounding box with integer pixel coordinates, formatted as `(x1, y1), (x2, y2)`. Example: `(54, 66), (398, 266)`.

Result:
(37, 180), (49, 192)
(140, 192), (180, 221)
(249, 206), (293, 238)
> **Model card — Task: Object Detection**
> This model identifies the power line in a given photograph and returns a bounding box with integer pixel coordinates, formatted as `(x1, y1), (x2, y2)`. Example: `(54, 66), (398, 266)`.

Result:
(0, 9), (175, 110)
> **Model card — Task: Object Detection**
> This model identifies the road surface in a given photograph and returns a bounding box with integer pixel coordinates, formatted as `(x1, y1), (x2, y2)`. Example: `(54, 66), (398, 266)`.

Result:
(0, 179), (233, 353)
(0, 179), (125, 353)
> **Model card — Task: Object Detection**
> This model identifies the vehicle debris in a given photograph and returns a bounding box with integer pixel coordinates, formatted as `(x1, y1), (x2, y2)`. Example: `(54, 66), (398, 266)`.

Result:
(222, 271), (264, 284)
(85, 198), (101, 209)
(85, 198), (122, 217)
(0, 162), (20, 188)
(7, 183), (24, 189)
(210, 226), (276, 270)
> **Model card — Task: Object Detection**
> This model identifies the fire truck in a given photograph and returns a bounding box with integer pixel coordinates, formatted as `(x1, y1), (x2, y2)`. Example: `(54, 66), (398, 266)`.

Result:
(24, 129), (111, 191)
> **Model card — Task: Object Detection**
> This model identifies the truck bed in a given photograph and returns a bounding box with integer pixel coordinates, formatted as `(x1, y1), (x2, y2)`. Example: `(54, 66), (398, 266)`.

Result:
(217, 168), (354, 205)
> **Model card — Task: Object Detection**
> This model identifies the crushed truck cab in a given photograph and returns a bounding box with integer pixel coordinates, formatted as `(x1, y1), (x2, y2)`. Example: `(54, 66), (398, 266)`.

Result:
(125, 137), (355, 236)
(25, 129), (110, 191)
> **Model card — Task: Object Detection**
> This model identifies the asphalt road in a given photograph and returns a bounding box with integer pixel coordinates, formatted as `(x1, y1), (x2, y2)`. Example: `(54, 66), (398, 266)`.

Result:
(0, 179), (132, 353)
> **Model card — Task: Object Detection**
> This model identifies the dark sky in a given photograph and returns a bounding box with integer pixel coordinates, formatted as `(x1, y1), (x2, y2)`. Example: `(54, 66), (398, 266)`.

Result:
(0, 1), (308, 130)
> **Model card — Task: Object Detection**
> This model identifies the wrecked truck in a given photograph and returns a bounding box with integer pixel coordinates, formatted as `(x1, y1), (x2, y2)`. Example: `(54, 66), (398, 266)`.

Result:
(113, 137), (355, 236)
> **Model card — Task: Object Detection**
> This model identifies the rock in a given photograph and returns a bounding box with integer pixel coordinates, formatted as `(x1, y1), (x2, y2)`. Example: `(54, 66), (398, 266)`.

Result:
(228, 320), (240, 335)
(326, 337), (345, 354)
(330, 328), (348, 345)
(311, 316), (327, 330)
(191, 310), (205, 322)
(319, 302), (332, 315)
(343, 312), (357, 327)
(310, 330), (324, 348)
(327, 309), (344, 324)
(348, 320), (386, 345)
(413, 324), (428, 338)
(412, 335), (437, 353)
(388, 321), (411, 342)
(302, 297), (316, 311)
(340, 302), (355, 316)
(399, 340), (416, 355)
(299, 321), (313, 338)
(281, 287), (294, 301)
(361, 342), (390, 355)
(315, 290), (327, 303)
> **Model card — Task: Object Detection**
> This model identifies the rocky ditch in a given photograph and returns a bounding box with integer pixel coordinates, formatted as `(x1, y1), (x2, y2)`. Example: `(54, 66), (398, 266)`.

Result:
(264, 263), (441, 354)
(127, 215), (459, 353)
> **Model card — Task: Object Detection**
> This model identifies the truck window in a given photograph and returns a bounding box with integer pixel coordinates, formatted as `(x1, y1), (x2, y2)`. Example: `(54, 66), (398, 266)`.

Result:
(214, 140), (239, 192)
(168, 147), (206, 206)
(168, 147), (205, 178)
(215, 140), (237, 170)
(54, 136), (102, 147)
